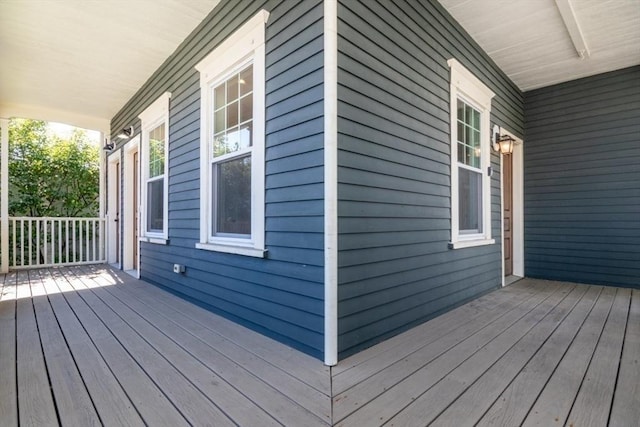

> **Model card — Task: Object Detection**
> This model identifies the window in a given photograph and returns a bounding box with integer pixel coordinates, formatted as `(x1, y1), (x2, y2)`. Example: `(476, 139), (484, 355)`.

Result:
(195, 10), (269, 257)
(448, 59), (495, 249)
(139, 92), (171, 243)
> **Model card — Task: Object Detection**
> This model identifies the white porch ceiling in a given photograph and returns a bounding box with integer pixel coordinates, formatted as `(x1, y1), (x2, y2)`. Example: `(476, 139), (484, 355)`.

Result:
(0, 1), (638, 132)
(438, 0), (640, 91)
(0, 0), (219, 132)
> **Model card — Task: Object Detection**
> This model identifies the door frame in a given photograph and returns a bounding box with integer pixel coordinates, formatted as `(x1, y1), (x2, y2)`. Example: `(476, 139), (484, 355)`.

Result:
(122, 137), (140, 278)
(499, 128), (524, 286)
(107, 150), (121, 266)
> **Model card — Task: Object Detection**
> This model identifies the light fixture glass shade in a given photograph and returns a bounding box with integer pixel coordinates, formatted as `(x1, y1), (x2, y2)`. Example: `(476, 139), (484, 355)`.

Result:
(493, 134), (515, 154)
(117, 126), (133, 139)
(499, 136), (514, 154)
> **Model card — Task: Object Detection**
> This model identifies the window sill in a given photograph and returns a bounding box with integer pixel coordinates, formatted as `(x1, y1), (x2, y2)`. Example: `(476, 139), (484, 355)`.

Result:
(196, 242), (267, 258)
(449, 238), (495, 249)
(140, 236), (168, 245)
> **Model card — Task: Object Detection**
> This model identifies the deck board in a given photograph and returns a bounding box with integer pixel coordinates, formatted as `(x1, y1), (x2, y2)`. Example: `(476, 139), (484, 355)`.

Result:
(64, 267), (236, 426)
(331, 279), (536, 377)
(0, 271), (18, 427)
(124, 269), (331, 396)
(29, 269), (101, 426)
(73, 265), (283, 427)
(96, 266), (330, 425)
(431, 284), (598, 426)
(566, 287), (631, 427)
(476, 285), (604, 426)
(341, 281), (577, 426)
(332, 279), (538, 393)
(42, 268), (146, 427)
(521, 286), (618, 427)
(609, 289), (640, 427)
(334, 280), (562, 424)
(15, 271), (59, 427)
(55, 269), (189, 426)
(0, 266), (636, 426)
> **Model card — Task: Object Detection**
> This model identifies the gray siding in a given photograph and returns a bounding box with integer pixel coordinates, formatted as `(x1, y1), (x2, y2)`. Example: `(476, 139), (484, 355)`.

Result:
(110, 0), (325, 358)
(336, 0), (523, 357)
(524, 66), (640, 288)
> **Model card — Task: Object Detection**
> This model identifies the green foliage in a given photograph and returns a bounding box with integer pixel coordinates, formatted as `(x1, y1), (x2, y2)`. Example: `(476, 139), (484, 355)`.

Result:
(8, 119), (99, 217)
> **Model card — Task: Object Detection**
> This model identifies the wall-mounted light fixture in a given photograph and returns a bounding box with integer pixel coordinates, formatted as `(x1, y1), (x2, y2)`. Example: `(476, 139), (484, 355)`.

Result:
(103, 138), (114, 151)
(492, 125), (515, 155)
(117, 126), (134, 139)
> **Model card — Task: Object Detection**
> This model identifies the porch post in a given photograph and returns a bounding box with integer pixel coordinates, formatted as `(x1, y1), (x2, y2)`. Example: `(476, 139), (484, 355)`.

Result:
(98, 131), (107, 263)
(1, 118), (9, 273)
(99, 132), (106, 218)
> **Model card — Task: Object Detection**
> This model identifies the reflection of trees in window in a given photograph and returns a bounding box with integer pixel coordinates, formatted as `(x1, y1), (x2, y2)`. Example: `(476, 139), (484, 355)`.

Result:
(148, 124), (165, 178)
(212, 64), (253, 158)
(146, 122), (165, 233)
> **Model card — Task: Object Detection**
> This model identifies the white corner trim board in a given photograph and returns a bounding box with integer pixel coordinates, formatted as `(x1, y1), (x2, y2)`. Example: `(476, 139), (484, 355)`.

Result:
(324, 0), (338, 367)
(0, 118), (9, 273)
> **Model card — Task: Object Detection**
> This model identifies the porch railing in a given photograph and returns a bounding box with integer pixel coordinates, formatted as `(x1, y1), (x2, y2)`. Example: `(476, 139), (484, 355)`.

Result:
(7, 217), (106, 269)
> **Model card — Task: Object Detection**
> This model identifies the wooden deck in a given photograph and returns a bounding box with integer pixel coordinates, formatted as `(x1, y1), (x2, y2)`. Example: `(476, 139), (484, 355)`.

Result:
(1, 267), (637, 426)
(0, 265), (331, 427)
(333, 278), (639, 427)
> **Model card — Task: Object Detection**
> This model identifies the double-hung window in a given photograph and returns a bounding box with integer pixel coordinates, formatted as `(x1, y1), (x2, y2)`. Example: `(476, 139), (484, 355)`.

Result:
(448, 59), (495, 249)
(195, 10), (268, 257)
(139, 92), (171, 243)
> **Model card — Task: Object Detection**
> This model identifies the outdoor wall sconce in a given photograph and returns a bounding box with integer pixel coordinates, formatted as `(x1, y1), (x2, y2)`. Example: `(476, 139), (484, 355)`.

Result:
(492, 125), (515, 155)
(103, 138), (114, 151)
(117, 126), (134, 139)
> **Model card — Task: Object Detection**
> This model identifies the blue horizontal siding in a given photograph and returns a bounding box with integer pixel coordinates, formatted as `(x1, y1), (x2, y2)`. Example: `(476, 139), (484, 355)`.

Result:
(336, 0), (523, 358)
(524, 66), (640, 289)
(110, 0), (326, 359)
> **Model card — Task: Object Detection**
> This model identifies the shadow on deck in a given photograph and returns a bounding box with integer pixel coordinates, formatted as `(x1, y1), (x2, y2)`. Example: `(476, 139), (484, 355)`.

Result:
(0, 266), (637, 426)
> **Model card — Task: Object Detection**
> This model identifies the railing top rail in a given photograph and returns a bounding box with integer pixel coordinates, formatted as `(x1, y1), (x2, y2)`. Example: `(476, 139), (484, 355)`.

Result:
(8, 216), (105, 221)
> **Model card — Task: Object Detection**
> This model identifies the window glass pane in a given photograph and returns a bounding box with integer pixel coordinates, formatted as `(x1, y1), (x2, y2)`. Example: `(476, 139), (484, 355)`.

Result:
(213, 133), (228, 157)
(472, 109), (480, 129)
(457, 99), (482, 170)
(471, 129), (481, 168)
(211, 64), (253, 159)
(458, 167), (482, 233)
(214, 155), (251, 236)
(214, 83), (225, 110)
(227, 100), (239, 128)
(148, 124), (165, 178)
(239, 122), (252, 148)
(214, 109), (225, 133)
(465, 104), (473, 125)
(147, 179), (164, 232)
(240, 65), (253, 96)
(227, 74), (239, 103)
(465, 125), (472, 148)
(240, 95), (253, 123)
(457, 143), (465, 164)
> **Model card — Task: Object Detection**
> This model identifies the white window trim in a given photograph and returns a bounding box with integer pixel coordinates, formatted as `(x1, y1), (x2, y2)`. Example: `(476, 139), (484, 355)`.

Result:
(448, 59), (495, 249)
(139, 91), (171, 243)
(195, 10), (269, 258)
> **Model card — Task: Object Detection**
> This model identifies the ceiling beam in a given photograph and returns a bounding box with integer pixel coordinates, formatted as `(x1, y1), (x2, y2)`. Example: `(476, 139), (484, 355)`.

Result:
(555, 0), (590, 59)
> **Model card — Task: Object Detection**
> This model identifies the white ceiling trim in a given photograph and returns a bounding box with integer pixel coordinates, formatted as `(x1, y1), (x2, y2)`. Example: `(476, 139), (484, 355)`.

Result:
(0, 0), (219, 132)
(555, 0), (590, 58)
(438, 0), (640, 91)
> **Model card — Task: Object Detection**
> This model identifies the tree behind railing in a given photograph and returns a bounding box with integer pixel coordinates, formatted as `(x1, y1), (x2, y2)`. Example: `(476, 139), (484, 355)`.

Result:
(8, 217), (105, 269)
